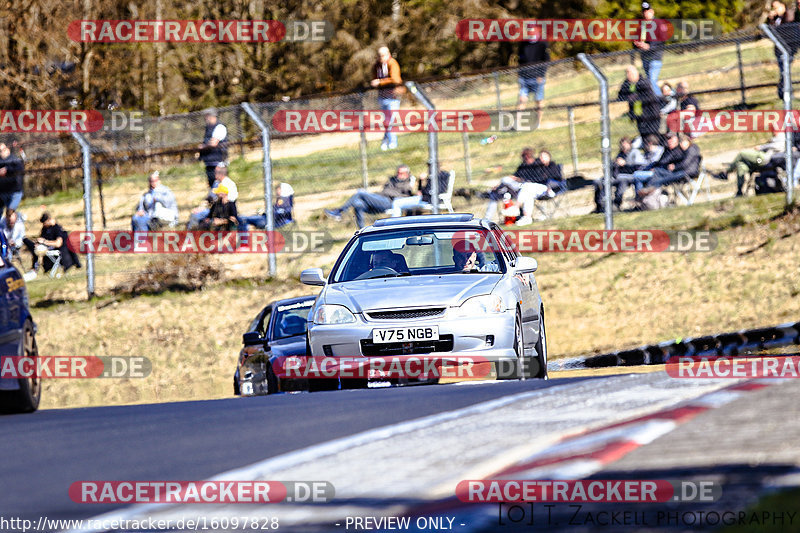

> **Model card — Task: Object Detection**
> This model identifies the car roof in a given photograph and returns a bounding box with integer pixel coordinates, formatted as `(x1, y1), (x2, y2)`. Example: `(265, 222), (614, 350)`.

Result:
(271, 295), (317, 309)
(358, 214), (495, 235)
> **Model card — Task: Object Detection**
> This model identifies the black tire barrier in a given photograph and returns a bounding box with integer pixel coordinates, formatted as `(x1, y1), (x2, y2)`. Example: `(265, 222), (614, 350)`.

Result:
(580, 321), (800, 369)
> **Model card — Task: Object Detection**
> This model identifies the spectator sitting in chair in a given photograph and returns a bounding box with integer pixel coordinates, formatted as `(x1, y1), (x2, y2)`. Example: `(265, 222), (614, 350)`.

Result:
(642, 134), (702, 190)
(395, 161), (451, 216)
(617, 132), (682, 199)
(22, 212), (80, 279)
(324, 164), (415, 228)
(484, 148), (542, 219)
(238, 182), (295, 231)
(189, 162), (239, 229)
(131, 171), (179, 231)
(593, 136), (648, 213)
(515, 150), (563, 226)
(200, 185), (238, 231)
(714, 128), (786, 196)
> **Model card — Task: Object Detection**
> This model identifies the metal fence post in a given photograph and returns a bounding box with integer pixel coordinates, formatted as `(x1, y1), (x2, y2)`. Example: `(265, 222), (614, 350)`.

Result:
(240, 102), (277, 275)
(70, 131), (95, 299)
(761, 24), (795, 205)
(578, 54), (613, 229)
(359, 92), (369, 189)
(461, 131), (472, 184)
(735, 41), (748, 108)
(493, 71), (502, 113)
(405, 81), (439, 213)
(567, 106), (579, 175)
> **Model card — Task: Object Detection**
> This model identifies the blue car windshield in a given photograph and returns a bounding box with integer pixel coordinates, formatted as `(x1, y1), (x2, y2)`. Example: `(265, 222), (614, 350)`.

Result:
(331, 228), (505, 283)
(272, 300), (314, 340)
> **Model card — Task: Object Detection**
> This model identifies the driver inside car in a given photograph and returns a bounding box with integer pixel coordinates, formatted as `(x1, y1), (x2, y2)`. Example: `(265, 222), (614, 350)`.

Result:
(452, 248), (500, 273)
(370, 249), (409, 273)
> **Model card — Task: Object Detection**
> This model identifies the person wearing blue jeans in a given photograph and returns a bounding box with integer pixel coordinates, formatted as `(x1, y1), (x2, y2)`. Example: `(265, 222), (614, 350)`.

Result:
(371, 47), (403, 150)
(325, 165), (414, 228)
(633, 2), (665, 94)
(238, 183), (295, 231)
(131, 171), (179, 231)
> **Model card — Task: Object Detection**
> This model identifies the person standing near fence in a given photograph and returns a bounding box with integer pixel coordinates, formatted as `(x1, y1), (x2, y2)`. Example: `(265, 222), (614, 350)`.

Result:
(767, 0), (799, 98)
(197, 108), (228, 188)
(371, 47), (403, 151)
(632, 2), (664, 94)
(0, 142), (25, 213)
(618, 66), (663, 143)
(517, 32), (550, 116)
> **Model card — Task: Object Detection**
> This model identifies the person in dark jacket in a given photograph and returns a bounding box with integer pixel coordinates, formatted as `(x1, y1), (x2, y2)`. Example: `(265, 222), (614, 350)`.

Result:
(516, 150), (564, 225)
(621, 132), (685, 194)
(201, 185), (238, 231)
(633, 2), (665, 93)
(22, 212), (80, 277)
(648, 134), (702, 188)
(517, 35), (550, 113)
(325, 164), (415, 228)
(0, 142), (25, 213)
(196, 108), (228, 188)
(767, 1), (799, 98)
(618, 66), (663, 142)
(593, 136), (649, 212)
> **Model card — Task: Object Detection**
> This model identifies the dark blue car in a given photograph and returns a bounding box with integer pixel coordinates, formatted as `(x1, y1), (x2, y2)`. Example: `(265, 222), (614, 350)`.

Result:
(0, 231), (40, 413)
(234, 295), (316, 396)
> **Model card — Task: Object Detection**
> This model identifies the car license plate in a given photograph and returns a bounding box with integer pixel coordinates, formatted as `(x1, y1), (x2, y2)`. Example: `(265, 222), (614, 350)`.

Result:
(372, 326), (439, 344)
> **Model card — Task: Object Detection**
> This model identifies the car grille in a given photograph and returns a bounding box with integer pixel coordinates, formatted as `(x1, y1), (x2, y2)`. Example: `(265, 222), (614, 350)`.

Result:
(360, 335), (454, 356)
(366, 308), (446, 320)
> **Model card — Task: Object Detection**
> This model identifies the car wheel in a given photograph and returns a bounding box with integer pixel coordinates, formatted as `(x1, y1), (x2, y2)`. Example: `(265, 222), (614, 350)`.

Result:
(0, 320), (41, 413)
(233, 375), (241, 396)
(532, 307), (549, 380)
(265, 362), (280, 394)
(498, 311), (524, 380)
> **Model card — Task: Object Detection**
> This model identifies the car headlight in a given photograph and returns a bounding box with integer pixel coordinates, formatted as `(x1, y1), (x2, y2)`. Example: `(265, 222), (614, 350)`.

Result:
(453, 294), (504, 317)
(313, 304), (357, 324)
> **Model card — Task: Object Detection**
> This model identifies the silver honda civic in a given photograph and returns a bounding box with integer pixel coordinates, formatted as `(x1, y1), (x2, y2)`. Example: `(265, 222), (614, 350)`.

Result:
(300, 214), (547, 389)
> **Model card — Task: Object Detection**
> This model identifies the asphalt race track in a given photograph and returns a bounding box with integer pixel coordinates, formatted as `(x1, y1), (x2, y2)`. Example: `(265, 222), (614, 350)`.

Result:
(2, 367), (799, 532)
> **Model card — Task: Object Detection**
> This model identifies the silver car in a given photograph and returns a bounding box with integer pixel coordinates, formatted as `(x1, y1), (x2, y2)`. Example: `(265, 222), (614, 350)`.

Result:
(300, 214), (547, 390)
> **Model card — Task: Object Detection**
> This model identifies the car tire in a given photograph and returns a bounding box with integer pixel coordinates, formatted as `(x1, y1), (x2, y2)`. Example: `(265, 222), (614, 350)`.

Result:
(233, 375), (241, 396)
(265, 362), (280, 394)
(532, 307), (549, 380)
(0, 320), (41, 414)
(498, 311), (524, 380)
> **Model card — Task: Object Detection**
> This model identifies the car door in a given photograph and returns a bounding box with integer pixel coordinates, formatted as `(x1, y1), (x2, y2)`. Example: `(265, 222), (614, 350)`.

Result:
(492, 226), (538, 346)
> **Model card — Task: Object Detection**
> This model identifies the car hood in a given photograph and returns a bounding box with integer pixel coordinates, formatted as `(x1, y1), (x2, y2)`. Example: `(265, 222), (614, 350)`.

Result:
(323, 274), (501, 313)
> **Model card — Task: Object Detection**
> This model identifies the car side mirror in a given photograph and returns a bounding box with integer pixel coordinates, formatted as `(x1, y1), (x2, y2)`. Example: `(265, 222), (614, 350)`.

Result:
(242, 332), (265, 346)
(300, 268), (326, 286)
(515, 256), (538, 273)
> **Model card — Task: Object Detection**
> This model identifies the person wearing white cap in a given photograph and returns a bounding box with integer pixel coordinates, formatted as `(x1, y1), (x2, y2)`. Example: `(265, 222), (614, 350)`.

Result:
(238, 182), (295, 230)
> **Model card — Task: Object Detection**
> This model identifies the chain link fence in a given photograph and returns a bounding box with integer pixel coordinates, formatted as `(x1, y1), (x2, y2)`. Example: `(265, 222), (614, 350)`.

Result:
(5, 27), (798, 298)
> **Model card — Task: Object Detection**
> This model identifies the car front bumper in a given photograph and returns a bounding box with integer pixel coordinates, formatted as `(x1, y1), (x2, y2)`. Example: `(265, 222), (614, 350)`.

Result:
(307, 309), (517, 361)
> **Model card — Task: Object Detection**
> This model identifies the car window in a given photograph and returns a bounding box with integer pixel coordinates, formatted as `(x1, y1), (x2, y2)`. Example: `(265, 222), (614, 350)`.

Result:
(273, 300), (314, 340)
(331, 228), (505, 282)
(255, 307), (272, 338)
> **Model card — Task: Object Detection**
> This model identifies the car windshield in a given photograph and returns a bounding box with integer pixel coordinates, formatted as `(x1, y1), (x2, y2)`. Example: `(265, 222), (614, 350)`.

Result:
(272, 300), (314, 340)
(331, 228), (505, 283)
